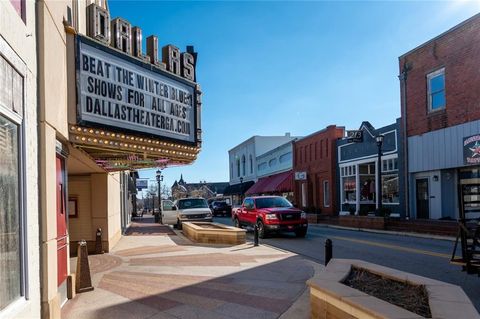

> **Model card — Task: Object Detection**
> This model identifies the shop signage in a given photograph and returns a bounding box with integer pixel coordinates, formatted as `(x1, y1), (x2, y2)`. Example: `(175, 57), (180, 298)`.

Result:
(77, 36), (196, 143)
(464, 134), (480, 165)
(295, 172), (307, 180)
(136, 179), (148, 190)
(347, 130), (363, 143)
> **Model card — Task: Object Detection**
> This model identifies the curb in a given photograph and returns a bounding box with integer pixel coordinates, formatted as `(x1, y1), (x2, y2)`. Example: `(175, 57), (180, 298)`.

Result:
(311, 223), (456, 242)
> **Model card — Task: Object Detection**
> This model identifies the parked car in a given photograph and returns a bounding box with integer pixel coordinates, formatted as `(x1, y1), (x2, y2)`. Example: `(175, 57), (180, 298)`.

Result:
(232, 196), (308, 238)
(210, 201), (232, 217)
(161, 198), (213, 230)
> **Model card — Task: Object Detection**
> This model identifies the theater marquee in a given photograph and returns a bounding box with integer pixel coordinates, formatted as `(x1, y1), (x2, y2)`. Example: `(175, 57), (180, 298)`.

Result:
(67, 2), (202, 171)
(77, 36), (196, 144)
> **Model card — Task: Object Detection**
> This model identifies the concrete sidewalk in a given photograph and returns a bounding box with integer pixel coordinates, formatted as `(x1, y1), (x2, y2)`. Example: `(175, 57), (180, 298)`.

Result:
(62, 217), (321, 319)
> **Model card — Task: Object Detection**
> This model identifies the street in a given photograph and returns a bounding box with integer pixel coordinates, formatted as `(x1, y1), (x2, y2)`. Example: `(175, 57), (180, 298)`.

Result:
(213, 217), (480, 312)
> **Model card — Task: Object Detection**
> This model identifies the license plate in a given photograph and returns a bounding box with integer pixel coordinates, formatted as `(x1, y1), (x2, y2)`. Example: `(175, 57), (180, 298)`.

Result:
(288, 225), (293, 229)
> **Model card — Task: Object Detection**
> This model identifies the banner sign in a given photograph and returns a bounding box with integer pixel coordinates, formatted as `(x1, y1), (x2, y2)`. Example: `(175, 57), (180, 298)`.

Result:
(136, 179), (148, 190)
(464, 134), (480, 165)
(76, 36), (196, 143)
(295, 172), (307, 180)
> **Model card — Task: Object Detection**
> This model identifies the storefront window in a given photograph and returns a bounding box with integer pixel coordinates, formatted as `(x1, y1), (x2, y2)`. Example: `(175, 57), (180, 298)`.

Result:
(342, 176), (356, 202)
(341, 165), (356, 203)
(359, 163), (375, 202)
(0, 114), (20, 310)
(382, 174), (399, 203)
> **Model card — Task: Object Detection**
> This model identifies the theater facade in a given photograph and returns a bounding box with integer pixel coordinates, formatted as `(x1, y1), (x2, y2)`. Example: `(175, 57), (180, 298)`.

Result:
(38, 0), (202, 317)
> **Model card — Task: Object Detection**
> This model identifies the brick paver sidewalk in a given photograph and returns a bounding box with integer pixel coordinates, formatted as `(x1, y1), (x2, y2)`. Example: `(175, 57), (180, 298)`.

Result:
(62, 217), (319, 319)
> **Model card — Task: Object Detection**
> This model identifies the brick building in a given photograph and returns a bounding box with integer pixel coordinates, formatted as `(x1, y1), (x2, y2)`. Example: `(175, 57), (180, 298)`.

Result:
(293, 125), (344, 215)
(399, 13), (480, 219)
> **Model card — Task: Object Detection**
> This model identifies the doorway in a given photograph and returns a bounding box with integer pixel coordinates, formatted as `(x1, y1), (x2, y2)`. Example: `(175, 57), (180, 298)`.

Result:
(416, 178), (430, 219)
(56, 156), (68, 287)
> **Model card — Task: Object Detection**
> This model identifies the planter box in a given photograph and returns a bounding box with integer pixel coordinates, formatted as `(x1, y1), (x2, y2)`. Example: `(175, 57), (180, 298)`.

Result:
(182, 222), (246, 245)
(307, 259), (480, 319)
(339, 216), (386, 230)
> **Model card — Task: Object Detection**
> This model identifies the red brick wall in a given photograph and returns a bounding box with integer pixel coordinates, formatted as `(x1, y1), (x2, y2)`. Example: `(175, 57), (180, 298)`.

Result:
(400, 14), (480, 137)
(293, 125), (344, 215)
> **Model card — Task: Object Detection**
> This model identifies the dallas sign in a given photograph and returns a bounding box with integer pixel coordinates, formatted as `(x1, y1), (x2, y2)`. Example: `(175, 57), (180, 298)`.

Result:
(76, 3), (199, 144)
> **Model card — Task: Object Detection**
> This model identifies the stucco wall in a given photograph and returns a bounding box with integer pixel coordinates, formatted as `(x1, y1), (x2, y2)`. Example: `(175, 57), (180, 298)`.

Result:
(0, 0), (40, 318)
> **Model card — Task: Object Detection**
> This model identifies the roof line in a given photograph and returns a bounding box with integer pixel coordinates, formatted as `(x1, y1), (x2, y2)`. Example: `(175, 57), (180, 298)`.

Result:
(398, 12), (480, 60)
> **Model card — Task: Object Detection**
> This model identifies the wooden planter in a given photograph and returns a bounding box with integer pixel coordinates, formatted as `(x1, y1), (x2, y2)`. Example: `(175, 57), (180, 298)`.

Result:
(307, 259), (479, 319)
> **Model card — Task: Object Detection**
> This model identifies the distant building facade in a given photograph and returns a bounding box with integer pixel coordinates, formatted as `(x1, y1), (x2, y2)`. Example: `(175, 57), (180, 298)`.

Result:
(399, 14), (480, 220)
(293, 125), (344, 215)
(336, 121), (404, 217)
(225, 134), (299, 205)
(171, 175), (229, 200)
(246, 140), (296, 200)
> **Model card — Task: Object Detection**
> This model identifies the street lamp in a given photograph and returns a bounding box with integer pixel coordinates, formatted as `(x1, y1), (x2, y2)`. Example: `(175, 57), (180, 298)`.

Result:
(376, 135), (384, 211)
(239, 177), (244, 204)
(156, 169), (163, 223)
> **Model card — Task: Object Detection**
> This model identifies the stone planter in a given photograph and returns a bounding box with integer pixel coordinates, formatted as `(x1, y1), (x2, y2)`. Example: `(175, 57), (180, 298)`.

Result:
(339, 216), (386, 230)
(182, 222), (246, 245)
(307, 259), (480, 319)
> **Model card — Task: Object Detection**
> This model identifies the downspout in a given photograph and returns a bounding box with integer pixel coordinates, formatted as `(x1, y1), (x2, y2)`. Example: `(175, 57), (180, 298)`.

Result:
(399, 61), (411, 219)
(35, 0), (46, 315)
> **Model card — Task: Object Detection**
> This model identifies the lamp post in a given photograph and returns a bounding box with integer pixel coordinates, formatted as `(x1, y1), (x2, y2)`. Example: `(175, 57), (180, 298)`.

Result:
(376, 135), (384, 211)
(240, 177), (244, 204)
(156, 169), (163, 223)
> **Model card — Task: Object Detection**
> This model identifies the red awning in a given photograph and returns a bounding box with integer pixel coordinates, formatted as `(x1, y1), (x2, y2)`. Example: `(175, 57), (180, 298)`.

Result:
(246, 170), (293, 195)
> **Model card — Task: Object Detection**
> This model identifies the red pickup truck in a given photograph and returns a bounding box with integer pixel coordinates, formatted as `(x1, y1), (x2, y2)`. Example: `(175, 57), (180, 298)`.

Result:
(232, 196), (308, 238)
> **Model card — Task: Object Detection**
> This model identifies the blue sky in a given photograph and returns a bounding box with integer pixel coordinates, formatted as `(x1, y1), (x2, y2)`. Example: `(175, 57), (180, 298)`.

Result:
(109, 0), (479, 194)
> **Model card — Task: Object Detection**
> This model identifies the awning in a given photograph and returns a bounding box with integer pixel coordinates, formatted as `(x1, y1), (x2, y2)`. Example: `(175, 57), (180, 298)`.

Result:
(246, 170), (293, 195)
(223, 181), (255, 196)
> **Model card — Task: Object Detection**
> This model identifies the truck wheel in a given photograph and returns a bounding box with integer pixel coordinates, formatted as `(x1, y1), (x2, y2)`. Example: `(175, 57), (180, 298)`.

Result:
(234, 218), (241, 229)
(177, 219), (183, 230)
(257, 220), (267, 239)
(295, 229), (307, 238)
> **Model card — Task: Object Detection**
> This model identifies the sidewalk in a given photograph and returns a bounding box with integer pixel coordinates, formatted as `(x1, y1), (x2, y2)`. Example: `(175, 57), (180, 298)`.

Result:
(62, 217), (321, 319)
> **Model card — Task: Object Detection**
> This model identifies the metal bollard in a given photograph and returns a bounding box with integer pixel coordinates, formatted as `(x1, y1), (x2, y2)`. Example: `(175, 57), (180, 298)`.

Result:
(253, 224), (259, 246)
(95, 228), (104, 254)
(325, 239), (332, 266)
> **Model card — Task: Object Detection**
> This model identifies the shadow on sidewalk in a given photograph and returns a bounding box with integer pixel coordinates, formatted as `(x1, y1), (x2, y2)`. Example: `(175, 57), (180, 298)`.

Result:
(66, 253), (313, 319)
(125, 216), (176, 236)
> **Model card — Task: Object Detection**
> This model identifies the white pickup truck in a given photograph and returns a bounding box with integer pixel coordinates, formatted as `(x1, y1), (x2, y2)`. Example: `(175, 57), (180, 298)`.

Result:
(161, 198), (213, 229)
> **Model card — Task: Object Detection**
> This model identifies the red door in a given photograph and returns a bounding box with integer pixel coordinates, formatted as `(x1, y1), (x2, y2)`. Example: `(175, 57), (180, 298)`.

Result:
(56, 156), (68, 286)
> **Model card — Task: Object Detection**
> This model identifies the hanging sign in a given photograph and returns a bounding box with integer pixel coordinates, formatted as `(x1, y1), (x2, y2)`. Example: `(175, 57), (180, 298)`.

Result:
(464, 134), (480, 165)
(295, 172), (307, 180)
(136, 179), (148, 190)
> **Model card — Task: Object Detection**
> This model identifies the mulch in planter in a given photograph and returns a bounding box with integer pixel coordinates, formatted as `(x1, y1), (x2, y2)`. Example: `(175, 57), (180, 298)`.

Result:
(343, 267), (432, 318)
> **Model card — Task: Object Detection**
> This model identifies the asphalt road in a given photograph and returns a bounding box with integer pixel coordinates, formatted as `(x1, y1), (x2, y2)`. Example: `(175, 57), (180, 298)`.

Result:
(213, 216), (480, 312)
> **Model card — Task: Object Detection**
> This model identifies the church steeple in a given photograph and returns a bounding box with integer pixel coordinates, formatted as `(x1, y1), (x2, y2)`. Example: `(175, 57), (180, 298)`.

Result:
(179, 174), (185, 185)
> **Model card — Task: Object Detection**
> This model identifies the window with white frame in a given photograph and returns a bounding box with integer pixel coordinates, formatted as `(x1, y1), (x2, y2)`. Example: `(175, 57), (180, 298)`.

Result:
(427, 68), (445, 112)
(0, 54), (25, 311)
(241, 155), (246, 176)
(323, 180), (330, 207)
(249, 155), (253, 174)
(236, 158), (240, 177)
(381, 156), (399, 204)
(340, 165), (356, 203)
